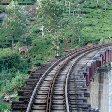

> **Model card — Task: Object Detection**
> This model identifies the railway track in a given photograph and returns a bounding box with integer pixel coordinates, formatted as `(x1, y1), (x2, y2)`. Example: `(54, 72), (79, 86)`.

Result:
(26, 47), (91, 112)
(66, 50), (98, 112)
(12, 43), (112, 112)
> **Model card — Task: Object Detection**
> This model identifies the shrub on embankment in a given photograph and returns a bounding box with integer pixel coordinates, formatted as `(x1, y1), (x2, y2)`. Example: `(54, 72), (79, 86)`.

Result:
(0, 48), (29, 111)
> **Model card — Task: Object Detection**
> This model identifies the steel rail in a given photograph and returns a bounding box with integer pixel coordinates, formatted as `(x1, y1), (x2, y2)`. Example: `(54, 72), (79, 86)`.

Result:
(47, 44), (108, 111)
(26, 47), (87, 112)
(26, 43), (112, 112)
(65, 44), (112, 112)
(47, 48), (94, 112)
(65, 49), (96, 112)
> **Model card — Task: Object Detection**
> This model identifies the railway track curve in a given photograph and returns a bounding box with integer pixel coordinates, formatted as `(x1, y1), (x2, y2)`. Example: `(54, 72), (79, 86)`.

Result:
(12, 43), (112, 112)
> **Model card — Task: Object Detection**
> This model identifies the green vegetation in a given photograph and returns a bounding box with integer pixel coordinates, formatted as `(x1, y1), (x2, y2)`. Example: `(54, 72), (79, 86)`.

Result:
(0, 0), (36, 5)
(0, 48), (30, 111)
(0, 0), (112, 111)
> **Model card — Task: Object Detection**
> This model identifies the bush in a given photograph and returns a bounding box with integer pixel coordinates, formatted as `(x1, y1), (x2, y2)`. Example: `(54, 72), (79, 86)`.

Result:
(0, 102), (10, 112)
(0, 48), (29, 72)
(0, 72), (29, 95)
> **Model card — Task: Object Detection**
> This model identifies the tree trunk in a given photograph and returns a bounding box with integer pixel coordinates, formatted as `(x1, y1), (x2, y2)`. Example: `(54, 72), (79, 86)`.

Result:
(11, 38), (14, 49)
(64, 0), (67, 6)
(68, 1), (71, 16)
(105, 0), (107, 11)
(97, 0), (99, 5)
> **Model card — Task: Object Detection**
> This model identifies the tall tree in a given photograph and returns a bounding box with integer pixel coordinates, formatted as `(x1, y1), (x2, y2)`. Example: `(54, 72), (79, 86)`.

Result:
(0, 1), (29, 48)
(37, 0), (64, 33)
(34, 0), (64, 56)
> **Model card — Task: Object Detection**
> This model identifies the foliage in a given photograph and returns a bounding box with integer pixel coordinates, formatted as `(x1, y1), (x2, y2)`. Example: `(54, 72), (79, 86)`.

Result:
(0, 48), (29, 110)
(1, 0), (112, 111)
(0, 102), (10, 112)
(0, 0), (36, 5)
(0, 73), (29, 95)
(0, 72), (29, 112)
(0, 48), (29, 72)
(37, 0), (64, 32)
(81, 0), (112, 44)
(0, 1), (31, 48)
(30, 35), (54, 65)
(0, 8), (6, 13)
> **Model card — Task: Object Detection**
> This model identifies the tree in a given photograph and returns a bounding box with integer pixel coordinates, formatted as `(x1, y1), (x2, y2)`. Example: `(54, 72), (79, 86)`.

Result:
(0, 1), (30, 48)
(33, 0), (64, 56)
(37, 0), (64, 33)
